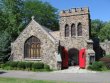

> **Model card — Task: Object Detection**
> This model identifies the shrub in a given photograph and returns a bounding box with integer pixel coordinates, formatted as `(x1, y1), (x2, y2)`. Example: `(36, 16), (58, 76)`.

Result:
(17, 62), (26, 69)
(44, 64), (50, 70)
(36, 62), (44, 69)
(32, 62), (44, 70)
(3, 66), (11, 70)
(32, 63), (37, 71)
(0, 64), (5, 69)
(25, 62), (32, 70)
(9, 61), (18, 68)
(0, 61), (51, 72)
(88, 61), (107, 71)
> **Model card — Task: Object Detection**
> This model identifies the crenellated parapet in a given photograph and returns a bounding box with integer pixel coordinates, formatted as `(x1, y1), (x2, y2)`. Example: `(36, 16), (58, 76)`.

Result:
(59, 7), (89, 17)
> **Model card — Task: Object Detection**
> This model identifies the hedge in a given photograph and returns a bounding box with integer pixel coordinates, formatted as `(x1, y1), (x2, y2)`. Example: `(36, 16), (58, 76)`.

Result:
(88, 61), (108, 71)
(0, 61), (50, 71)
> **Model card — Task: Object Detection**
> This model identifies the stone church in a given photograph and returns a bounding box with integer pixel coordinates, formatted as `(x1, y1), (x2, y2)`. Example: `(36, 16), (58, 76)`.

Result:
(11, 7), (95, 70)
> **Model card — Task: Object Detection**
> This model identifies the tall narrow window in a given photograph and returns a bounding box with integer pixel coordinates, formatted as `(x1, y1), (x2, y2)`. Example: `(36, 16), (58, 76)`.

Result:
(71, 23), (76, 36)
(65, 24), (69, 37)
(77, 23), (82, 36)
(24, 36), (41, 59)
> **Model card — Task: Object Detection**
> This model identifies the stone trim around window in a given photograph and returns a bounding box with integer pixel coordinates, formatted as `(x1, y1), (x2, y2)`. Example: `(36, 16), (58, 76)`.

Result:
(24, 58), (42, 61)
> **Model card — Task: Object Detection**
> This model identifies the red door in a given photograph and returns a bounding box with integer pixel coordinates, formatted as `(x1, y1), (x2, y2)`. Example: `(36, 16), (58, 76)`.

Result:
(79, 48), (86, 68)
(62, 48), (69, 69)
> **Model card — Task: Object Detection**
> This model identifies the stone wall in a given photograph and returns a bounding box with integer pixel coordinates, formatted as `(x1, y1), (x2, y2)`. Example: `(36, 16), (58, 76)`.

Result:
(59, 7), (95, 68)
(59, 7), (90, 50)
(11, 7), (95, 69)
(11, 19), (59, 69)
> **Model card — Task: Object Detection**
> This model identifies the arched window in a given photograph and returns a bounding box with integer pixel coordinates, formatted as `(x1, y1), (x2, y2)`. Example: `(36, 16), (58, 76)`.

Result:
(65, 24), (69, 37)
(71, 23), (76, 36)
(77, 23), (82, 36)
(24, 36), (41, 59)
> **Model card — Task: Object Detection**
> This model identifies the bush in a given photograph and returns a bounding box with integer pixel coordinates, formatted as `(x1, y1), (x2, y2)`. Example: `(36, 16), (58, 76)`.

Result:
(32, 62), (44, 70)
(44, 64), (50, 70)
(0, 61), (51, 72)
(17, 62), (26, 69)
(25, 62), (32, 70)
(0, 64), (5, 69)
(9, 61), (18, 68)
(88, 61), (107, 71)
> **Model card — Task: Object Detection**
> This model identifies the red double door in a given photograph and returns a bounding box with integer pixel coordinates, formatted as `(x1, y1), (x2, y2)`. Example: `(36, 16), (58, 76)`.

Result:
(61, 48), (86, 69)
(79, 48), (86, 68)
(61, 48), (69, 69)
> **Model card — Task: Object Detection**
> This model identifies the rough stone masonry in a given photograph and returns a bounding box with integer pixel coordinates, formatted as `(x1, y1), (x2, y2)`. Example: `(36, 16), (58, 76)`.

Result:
(11, 7), (95, 70)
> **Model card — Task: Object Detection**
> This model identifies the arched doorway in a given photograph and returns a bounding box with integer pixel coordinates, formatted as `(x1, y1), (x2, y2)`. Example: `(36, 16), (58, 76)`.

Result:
(68, 48), (79, 66)
(24, 36), (41, 59)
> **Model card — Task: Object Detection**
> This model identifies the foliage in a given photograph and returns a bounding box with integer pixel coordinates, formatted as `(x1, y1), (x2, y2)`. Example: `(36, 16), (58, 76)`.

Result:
(32, 62), (44, 70)
(17, 62), (26, 69)
(0, 61), (51, 71)
(91, 19), (105, 38)
(8, 61), (18, 68)
(25, 62), (33, 70)
(99, 22), (110, 41)
(24, 0), (59, 30)
(91, 19), (110, 42)
(0, 0), (59, 59)
(0, 0), (110, 64)
(88, 61), (108, 71)
(44, 64), (50, 70)
(0, 0), (24, 58)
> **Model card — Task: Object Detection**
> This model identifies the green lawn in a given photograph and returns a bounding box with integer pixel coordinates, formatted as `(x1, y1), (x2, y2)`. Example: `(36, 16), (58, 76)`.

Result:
(0, 77), (77, 83)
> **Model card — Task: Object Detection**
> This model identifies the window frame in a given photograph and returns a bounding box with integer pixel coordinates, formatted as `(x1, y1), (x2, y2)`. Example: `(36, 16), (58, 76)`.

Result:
(24, 36), (41, 59)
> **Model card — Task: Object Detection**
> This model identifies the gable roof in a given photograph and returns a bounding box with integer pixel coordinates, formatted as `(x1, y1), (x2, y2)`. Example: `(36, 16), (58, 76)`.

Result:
(49, 31), (60, 40)
(42, 26), (52, 32)
(13, 17), (58, 44)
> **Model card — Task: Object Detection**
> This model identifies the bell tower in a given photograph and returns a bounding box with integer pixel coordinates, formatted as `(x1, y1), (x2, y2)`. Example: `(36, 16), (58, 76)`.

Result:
(59, 7), (90, 40)
(59, 7), (95, 68)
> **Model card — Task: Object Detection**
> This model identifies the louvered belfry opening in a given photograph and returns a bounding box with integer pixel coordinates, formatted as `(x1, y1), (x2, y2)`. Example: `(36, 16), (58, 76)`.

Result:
(24, 36), (41, 59)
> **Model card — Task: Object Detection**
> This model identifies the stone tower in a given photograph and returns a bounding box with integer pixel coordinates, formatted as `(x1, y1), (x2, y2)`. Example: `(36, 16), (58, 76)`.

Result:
(59, 7), (90, 50)
(59, 7), (94, 67)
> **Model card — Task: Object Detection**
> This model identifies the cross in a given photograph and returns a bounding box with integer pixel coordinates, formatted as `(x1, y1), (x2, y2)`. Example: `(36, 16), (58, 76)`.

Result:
(31, 16), (34, 20)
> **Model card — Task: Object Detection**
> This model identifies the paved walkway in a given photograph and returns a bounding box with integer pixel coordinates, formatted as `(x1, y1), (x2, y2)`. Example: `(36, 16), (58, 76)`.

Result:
(53, 66), (96, 73)
(0, 70), (110, 83)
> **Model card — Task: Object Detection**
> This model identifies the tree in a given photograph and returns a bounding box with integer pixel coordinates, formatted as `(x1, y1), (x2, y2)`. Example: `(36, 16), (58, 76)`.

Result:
(99, 22), (110, 41)
(0, 0), (24, 58)
(1, 0), (24, 39)
(0, 0), (59, 58)
(91, 19), (105, 38)
(24, 0), (59, 30)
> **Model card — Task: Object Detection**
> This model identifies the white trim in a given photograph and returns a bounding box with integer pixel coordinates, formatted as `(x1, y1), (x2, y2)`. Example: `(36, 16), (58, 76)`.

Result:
(24, 58), (42, 61)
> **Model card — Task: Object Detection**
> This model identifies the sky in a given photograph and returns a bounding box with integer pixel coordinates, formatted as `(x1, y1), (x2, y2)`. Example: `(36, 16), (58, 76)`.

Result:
(42, 0), (110, 21)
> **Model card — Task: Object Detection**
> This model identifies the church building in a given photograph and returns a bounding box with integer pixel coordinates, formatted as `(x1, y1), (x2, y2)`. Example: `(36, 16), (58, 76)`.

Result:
(11, 7), (95, 70)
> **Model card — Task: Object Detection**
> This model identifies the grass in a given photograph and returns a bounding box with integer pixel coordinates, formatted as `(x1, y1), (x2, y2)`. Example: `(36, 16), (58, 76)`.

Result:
(0, 77), (77, 83)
